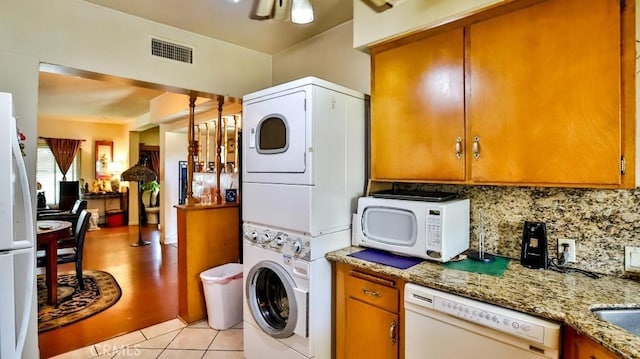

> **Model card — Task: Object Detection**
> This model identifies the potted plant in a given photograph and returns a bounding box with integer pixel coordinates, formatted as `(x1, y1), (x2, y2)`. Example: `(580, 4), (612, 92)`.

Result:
(140, 180), (160, 207)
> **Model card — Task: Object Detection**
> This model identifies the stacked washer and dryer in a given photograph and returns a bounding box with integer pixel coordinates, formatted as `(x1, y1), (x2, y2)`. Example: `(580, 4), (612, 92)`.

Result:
(242, 77), (366, 359)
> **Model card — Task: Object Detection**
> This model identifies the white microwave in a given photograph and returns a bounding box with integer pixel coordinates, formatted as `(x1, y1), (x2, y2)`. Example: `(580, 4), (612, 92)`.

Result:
(352, 197), (470, 262)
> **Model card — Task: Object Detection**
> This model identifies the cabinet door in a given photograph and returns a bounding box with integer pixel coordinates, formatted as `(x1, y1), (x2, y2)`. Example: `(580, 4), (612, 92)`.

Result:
(575, 336), (619, 359)
(345, 297), (399, 359)
(565, 326), (619, 359)
(468, 0), (622, 186)
(371, 28), (465, 181)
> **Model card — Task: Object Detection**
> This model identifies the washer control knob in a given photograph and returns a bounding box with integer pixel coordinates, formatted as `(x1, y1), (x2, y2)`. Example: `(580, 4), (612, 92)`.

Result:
(250, 231), (259, 242)
(292, 240), (302, 254)
(275, 235), (286, 246)
(261, 232), (272, 243)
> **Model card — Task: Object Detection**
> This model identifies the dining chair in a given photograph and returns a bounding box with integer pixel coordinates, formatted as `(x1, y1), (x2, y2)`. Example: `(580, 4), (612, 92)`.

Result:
(37, 199), (87, 236)
(37, 209), (92, 289)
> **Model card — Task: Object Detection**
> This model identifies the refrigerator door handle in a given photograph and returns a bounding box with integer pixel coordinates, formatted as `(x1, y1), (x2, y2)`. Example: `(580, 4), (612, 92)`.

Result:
(15, 249), (34, 359)
(11, 120), (35, 357)
(11, 120), (34, 249)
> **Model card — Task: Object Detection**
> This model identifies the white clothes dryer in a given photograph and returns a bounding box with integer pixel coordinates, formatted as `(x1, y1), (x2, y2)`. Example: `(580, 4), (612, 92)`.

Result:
(243, 223), (350, 359)
(242, 76), (367, 236)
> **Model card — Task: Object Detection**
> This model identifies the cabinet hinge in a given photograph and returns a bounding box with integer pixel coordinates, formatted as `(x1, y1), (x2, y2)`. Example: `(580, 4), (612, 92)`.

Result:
(621, 156), (626, 175)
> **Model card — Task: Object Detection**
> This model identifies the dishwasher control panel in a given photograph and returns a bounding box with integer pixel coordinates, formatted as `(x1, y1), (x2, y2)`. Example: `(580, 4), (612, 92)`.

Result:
(404, 283), (561, 348)
(433, 296), (545, 342)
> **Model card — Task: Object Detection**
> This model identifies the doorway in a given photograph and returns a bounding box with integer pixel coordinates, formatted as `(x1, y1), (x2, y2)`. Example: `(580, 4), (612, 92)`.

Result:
(36, 64), (216, 356)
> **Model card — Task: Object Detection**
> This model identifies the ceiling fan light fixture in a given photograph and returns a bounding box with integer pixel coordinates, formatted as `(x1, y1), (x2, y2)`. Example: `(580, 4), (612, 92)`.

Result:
(291, 0), (314, 24)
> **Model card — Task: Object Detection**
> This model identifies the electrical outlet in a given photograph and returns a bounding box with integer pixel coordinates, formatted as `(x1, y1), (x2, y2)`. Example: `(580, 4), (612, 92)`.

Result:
(624, 246), (640, 273)
(558, 239), (576, 263)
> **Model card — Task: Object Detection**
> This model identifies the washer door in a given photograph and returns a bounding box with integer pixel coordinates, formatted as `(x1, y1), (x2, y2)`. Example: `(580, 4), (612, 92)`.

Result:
(246, 260), (301, 338)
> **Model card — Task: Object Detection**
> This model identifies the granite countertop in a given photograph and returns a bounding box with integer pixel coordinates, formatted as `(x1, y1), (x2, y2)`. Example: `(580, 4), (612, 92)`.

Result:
(327, 246), (640, 359)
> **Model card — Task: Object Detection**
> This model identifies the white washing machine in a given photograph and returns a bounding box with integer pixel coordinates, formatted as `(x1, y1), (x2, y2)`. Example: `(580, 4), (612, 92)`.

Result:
(243, 223), (350, 359)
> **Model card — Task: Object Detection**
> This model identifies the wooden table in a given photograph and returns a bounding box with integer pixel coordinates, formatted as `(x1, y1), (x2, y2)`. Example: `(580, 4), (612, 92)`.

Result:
(37, 220), (72, 305)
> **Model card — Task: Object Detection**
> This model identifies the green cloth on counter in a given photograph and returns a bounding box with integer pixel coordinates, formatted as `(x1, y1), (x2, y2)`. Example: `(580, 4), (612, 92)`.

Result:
(442, 256), (510, 277)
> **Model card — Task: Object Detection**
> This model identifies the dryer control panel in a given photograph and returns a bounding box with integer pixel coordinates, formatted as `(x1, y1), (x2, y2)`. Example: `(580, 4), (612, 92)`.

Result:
(243, 223), (311, 261)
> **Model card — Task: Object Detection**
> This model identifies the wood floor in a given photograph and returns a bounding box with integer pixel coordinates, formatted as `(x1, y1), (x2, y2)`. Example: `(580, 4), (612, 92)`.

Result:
(38, 224), (178, 358)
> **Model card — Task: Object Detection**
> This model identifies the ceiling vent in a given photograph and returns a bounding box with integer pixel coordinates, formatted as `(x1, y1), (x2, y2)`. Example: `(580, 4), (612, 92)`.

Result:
(151, 38), (193, 64)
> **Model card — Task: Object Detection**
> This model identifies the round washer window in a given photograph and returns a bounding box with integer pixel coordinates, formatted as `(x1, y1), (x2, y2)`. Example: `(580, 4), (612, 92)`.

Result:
(246, 260), (298, 338)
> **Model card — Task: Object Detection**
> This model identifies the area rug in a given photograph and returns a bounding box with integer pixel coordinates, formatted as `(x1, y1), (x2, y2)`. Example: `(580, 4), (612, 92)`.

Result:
(37, 270), (122, 332)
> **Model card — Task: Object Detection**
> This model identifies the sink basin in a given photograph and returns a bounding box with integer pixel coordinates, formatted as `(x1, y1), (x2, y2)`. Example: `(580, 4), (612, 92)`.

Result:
(592, 308), (640, 336)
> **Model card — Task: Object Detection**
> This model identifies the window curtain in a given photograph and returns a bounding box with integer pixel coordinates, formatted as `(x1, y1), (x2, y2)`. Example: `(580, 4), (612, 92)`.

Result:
(42, 138), (82, 181)
(147, 150), (160, 181)
(139, 145), (160, 183)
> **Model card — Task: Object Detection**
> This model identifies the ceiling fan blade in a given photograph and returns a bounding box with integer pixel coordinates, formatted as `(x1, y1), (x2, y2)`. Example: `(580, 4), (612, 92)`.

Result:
(255, 0), (275, 17)
(361, 0), (392, 12)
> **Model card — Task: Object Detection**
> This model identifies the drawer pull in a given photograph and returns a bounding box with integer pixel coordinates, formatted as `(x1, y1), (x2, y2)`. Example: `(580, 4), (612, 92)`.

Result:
(362, 288), (381, 298)
(390, 321), (397, 345)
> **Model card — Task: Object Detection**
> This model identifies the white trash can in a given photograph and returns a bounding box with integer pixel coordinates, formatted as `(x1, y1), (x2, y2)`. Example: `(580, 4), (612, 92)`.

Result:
(200, 263), (243, 330)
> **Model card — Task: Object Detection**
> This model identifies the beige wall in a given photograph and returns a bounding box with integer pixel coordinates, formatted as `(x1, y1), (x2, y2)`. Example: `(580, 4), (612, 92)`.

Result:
(273, 21), (371, 94)
(0, 0), (272, 195)
(37, 118), (129, 192)
(161, 128), (189, 244)
(140, 127), (160, 146)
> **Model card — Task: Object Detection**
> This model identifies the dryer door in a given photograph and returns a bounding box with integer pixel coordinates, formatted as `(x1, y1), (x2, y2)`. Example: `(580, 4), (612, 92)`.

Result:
(246, 260), (308, 339)
(244, 90), (307, 175)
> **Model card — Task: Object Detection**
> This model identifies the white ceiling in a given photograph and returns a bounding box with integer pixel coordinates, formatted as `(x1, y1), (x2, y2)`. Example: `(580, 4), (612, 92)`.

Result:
(85, 0), (353, 55)
(39, 0), (354, 125)
(38, 71), (166, 124)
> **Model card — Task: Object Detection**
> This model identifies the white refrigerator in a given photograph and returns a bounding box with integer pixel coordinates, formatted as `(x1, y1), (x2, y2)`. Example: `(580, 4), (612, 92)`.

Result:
(0, 92), (36, 358)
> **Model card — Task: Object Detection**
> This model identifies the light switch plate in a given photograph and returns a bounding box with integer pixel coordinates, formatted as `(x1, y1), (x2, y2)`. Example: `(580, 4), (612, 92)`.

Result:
(624, 246), (640, 273)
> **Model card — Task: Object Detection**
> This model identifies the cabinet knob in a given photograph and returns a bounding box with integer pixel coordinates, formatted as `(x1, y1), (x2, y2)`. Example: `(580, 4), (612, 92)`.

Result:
(473, 136), (480, 159)
(455, 137), (462, 159)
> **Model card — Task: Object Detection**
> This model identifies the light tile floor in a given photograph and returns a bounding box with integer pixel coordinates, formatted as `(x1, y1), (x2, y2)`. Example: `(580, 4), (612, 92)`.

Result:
(51, 319), (244, 359)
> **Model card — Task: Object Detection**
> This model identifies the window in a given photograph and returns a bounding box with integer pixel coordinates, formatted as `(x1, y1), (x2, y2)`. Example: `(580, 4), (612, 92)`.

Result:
(36, 143), (80, 206)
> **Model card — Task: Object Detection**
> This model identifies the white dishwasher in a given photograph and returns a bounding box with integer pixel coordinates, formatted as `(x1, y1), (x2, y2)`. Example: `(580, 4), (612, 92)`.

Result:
(404, 283), (561, 359)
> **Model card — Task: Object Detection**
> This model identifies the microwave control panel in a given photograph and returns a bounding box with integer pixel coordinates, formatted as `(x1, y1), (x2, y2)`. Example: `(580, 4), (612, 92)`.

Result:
(425, 208), (443, 249)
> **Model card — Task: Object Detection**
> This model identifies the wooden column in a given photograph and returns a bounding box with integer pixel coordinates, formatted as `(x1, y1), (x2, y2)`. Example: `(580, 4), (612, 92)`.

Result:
(214, 95), (224, 204)
(186, 95), (197, 206)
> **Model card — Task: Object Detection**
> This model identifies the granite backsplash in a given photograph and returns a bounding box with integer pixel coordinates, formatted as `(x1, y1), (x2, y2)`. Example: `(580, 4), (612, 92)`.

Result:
(395, 183), (640, 277)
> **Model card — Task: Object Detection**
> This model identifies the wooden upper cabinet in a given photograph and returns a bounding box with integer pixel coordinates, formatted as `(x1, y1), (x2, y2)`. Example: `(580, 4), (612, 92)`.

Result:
(371, 28), (465, 181)
(468, 0), (623, 186)
(369, 0), (635, 188)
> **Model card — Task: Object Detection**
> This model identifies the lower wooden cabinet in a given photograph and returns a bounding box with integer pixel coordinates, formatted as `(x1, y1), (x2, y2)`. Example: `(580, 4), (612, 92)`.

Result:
(563, 326), (619, 359)
(335, 262), (404, 359)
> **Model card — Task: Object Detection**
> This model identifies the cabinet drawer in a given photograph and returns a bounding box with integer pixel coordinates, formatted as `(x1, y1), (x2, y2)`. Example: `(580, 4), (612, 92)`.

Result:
(346, 271), (398, 313)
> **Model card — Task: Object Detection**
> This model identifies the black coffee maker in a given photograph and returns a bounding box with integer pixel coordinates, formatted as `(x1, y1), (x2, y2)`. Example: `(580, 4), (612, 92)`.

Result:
(520, 221), (548, 269)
